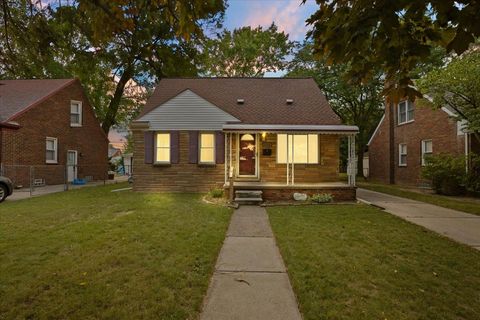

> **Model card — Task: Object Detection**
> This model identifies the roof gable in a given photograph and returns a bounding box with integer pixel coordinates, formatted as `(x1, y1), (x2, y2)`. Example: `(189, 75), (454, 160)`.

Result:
(137, 78), (341, 126)
(137, 89), (240, 130)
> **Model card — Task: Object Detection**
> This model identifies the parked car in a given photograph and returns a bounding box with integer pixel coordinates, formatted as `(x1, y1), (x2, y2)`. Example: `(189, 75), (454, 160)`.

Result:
(0, 176), (14, 202)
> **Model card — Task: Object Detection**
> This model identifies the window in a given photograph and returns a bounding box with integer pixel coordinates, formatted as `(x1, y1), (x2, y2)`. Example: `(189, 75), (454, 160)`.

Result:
(399, 143), (407, 166)
(199, 133), (215, 164)
(398, 100), (414, 124)
(70, 101), (82, 126)
(46, 137), (58, 164)
(155, 133), (170, 163)
(277, 134), (318, 164)
(421, 140), (433, 166)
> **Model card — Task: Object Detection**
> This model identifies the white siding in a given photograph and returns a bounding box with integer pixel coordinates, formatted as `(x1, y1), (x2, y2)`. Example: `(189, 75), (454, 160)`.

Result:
(138, 89), (240, 130)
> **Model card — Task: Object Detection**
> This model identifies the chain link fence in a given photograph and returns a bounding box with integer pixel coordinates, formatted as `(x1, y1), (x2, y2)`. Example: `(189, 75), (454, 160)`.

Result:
(0, 163), (131, 197)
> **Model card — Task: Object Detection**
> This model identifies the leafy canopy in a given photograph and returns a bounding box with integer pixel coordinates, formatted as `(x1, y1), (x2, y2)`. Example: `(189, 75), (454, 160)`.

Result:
(200, 23), (294, 77)
(305, 0), (480, 101)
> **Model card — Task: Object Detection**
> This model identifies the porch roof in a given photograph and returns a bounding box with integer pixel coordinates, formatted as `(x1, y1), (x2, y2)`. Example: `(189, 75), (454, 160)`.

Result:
(222, 124), (359, 134)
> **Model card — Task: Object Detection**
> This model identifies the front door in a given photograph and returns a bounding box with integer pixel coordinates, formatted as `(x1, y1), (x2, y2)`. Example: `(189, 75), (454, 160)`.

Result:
(239, 134), (256, 176)
(67, 150), (78, 182)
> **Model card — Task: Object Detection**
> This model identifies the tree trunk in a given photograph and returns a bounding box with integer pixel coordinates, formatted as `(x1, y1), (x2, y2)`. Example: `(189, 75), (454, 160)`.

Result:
(101, 66), (134, 134)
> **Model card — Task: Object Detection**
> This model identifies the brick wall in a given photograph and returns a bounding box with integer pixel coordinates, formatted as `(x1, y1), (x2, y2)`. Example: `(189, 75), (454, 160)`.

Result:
(368, 99), (465, 186)
(0, 80), (109, 186)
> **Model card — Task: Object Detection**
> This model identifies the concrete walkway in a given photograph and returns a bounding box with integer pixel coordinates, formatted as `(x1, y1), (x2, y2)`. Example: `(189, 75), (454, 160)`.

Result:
(200, 206), (302, 320)
(357, 188), (480, 250)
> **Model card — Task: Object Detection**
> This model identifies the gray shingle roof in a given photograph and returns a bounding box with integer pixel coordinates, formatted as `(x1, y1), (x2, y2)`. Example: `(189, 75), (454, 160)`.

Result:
(138, 78), (341, 125)
(0, 79), (75, 121)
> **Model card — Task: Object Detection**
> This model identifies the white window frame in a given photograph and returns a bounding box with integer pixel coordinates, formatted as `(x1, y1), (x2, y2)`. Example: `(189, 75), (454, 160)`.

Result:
(46, 137), (58, 164)
(277, 134), (319, 164)
(398, 100), (414, 125)
(154, 132), (171, 164)
(398, 143), (407, 167)
(199, 132), (216, 164)
(421, 139), (433, 166)
(70, 100), (83, 127)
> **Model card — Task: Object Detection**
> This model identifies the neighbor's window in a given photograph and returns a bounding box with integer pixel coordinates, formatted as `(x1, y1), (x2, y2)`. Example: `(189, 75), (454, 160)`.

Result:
(277, 134), (318, 164)
(155, 133), (170, 163)
(70, 101), (82, 126)
(46, 137), (58, 164)
(398, 100), (414, 124)
(421, 139), (433, 166)
(399, 143), (407, 166)
(199, 133), (215, 164)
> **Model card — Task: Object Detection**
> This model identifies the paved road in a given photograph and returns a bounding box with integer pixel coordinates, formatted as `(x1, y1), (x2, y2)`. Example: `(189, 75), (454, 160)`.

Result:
(357, 188), (480, 250)
(200, 206), (302, 320)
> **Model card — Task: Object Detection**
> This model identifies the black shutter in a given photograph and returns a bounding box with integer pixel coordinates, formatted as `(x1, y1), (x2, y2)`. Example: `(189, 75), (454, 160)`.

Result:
(189, 131), (199, 164)
(144, 131), (154, 164)
(215, 132), (225, 164)
(170, 131), (180, 164)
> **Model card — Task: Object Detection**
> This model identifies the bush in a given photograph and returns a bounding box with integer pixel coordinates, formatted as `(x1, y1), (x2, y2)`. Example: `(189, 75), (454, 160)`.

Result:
(465, 154), (480, 194)
(311, 193), (334, 203)
(208, 188), (224, 198)
(421, 154), (466, 195)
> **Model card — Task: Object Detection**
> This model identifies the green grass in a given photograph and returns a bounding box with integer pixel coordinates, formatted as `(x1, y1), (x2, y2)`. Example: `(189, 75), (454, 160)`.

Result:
(0, 183), (231, 319)
(358, 181), (480, 215)
(268, 205), (480, 320)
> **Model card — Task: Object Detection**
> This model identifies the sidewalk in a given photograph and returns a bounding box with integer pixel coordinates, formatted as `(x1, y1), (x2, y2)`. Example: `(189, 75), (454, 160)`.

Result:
(200, 206), (302, 320)
(357, 188), (480, 250)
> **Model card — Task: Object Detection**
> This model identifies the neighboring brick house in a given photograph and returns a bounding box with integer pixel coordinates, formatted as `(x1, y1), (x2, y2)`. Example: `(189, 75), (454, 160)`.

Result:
(367, 97), (478, 186)
(0, 79), (109, 187)
(131, 78), (359, 202)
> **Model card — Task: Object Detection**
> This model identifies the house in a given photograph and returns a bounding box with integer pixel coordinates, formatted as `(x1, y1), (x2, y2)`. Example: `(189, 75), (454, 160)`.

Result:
(0, 79), (109, 187)
(130, 78), (359, 201)
(367, 97), (479, 186)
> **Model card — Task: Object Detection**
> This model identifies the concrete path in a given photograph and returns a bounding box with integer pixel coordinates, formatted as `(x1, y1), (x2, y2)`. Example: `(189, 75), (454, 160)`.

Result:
(200, 206), (302, 320)
(357, 188), (480, 250)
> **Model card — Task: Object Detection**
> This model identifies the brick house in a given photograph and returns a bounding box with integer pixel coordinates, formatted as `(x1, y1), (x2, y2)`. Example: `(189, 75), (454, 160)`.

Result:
(0, 79), (109, 187)
(131, 78), (359, 202)
(367, 97), (479, 186)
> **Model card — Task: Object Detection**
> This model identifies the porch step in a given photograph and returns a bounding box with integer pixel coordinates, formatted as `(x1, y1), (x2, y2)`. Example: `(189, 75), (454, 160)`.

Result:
(235, 190), (263, 196)
(234, 190), (263, 204)
(234, 197), (263, 203)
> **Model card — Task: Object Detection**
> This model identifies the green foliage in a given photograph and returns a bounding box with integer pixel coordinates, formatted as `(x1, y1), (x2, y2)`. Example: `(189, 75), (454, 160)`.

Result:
(208, 188), (224, 198)
(465, 154), (480, 193)
(305, 0), (479, 100)
(417, 51), (480, 133)
(200, 23), (294, 77)
(421, 154), (466, 195)
(311, 193), (334, 203)
(287, 41), (384, 176)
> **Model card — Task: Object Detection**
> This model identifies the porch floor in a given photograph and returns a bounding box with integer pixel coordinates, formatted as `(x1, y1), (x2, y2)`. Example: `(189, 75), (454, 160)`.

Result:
(224, 181), (354, 189)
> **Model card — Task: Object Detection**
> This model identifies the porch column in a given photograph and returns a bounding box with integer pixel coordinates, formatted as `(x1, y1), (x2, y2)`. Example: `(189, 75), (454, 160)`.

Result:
(224, 132), (228, 184)
(347, 135), (357, 186)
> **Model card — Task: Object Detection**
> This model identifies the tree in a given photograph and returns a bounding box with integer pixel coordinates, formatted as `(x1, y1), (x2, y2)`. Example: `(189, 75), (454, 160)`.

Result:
(0, 0), (226, 133)
(287, 42), (384, 177)
(417, 50), (480, 136)
(305, 0), (480, 101)
(200, 23), (294, 77)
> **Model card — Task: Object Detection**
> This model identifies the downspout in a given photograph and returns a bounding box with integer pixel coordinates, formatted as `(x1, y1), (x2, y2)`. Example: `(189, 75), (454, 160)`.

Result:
(465, 132), (469, 173)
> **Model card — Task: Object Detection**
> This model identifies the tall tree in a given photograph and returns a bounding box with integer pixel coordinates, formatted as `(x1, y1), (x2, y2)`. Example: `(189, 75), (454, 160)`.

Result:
(305, 0), (480, 101)
(287, 42), (384, 176)
(0, 0), (226, 133)
(200, 23), (294, 77)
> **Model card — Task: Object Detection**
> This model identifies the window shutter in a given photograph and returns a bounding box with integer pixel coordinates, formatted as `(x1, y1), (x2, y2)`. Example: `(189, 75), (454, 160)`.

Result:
(144, 131), (154, 164)
(189, 131), (199, 164)
(215, 131), (225, 164)
(170, 131), (180, 164)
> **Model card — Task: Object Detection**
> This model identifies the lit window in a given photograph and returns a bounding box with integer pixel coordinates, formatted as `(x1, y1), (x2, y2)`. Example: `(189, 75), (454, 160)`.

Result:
(421, 140), (433, 166)
(399, 143), (407, 166)
(398, 101), (414, 124)
(277, 134), (318, 164)
(155, 133), (170, 163)
(70, 101), (82, 126)
(46, 137), (58, 164)
(200, 133), (215, 164)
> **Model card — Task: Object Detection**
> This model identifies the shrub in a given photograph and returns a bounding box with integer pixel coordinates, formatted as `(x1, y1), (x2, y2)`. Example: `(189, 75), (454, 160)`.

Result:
(421, 154), (466, 195)
(311, 193), (334, 203)
(465, 153), (480, 194)
(208, 188), (224, 198)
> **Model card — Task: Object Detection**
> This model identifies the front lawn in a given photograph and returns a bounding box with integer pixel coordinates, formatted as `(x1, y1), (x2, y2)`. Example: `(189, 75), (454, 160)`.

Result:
(358, 181), (480, 215)
(268, 205), (480, 320)
(0, 184), (231, 319)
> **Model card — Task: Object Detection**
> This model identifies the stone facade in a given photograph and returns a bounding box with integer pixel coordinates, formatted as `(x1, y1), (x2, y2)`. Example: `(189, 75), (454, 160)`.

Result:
(0, 81), (109, 186)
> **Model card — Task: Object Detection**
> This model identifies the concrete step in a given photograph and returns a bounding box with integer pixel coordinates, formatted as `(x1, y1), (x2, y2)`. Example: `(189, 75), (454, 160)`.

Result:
(235, 190), (263, 199)
(235, 190), (263, 195)
(234, 197), (263, 203)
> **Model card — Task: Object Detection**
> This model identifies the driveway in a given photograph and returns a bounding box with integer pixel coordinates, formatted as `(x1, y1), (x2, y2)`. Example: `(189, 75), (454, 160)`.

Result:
(357, 188), (480, 250)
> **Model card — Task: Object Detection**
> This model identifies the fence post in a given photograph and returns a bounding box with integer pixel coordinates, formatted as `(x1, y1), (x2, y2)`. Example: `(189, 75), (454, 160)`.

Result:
(29, 166), (34, 197)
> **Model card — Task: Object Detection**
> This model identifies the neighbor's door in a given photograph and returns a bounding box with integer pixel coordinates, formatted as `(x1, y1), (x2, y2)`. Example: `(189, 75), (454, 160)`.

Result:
(239, 134), (256, 176)
(67, 150), (78, 182)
